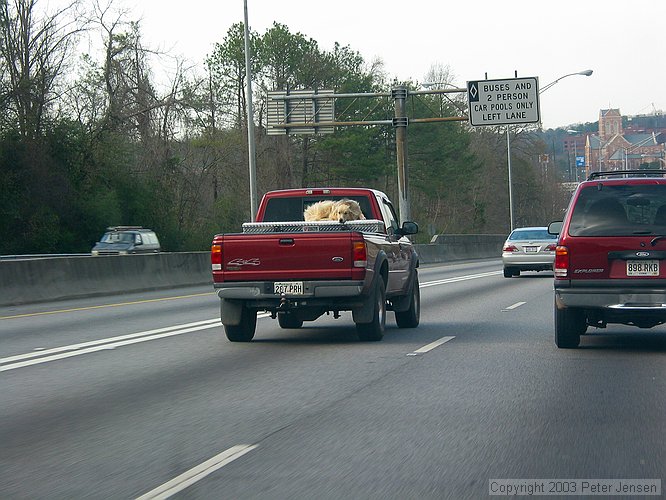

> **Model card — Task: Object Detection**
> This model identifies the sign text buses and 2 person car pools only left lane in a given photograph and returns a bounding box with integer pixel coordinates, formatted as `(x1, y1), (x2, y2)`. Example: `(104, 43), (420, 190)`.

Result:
(467, 77), (540, 126)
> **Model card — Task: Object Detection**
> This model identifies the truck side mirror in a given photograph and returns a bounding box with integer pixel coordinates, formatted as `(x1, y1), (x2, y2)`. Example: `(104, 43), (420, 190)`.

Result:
(397, 221), (419, 236)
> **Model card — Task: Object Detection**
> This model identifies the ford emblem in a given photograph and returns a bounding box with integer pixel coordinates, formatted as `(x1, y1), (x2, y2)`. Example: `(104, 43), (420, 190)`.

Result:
(636, 251), (650, 257)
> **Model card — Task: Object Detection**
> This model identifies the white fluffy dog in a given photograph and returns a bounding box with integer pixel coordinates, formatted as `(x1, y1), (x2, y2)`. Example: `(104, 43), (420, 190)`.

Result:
(304, 199), (366, 223)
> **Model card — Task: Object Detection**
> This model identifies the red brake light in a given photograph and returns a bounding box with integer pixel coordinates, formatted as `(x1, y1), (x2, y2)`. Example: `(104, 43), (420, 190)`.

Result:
(211, 244), (222, 270)
(545, 244), (557, 251)
(554, 245), (569, 277)
(503, 244), (518, 252)
(352, 240), (367, 268)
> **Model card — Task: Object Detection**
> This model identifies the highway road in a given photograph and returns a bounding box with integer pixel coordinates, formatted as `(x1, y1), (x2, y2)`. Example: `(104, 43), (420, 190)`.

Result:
(1, 259), (664, 499)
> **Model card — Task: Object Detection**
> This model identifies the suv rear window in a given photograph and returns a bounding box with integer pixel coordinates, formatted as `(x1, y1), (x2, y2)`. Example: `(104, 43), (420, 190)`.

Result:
(568, 184), (666, 236)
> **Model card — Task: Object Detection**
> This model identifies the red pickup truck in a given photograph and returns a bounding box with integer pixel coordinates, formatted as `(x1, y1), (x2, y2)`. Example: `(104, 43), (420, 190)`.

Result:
(211, 188), (420, 342)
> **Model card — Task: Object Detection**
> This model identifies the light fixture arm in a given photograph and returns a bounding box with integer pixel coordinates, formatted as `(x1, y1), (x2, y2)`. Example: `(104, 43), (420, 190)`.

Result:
(540, 70), (593, 94)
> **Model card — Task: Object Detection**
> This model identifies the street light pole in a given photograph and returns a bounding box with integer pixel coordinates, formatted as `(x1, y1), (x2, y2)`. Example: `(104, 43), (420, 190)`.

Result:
(537, 70), (592, 184)
(503, 70), (592, 230)
(243, 0), (258, 221)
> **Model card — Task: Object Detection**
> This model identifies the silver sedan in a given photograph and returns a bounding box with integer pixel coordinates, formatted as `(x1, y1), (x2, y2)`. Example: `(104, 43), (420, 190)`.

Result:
(502, 226), (557, 277)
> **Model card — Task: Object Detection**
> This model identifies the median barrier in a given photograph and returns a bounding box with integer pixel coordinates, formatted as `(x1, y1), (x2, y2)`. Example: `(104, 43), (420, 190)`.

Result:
(0, 252), (211, 306)
(419, 234), (506, 263)
(0, 236), (505, 306)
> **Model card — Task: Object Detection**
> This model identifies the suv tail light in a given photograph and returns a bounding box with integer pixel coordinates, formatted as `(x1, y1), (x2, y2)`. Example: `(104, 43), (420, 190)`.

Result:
(554, 245), (569, 277)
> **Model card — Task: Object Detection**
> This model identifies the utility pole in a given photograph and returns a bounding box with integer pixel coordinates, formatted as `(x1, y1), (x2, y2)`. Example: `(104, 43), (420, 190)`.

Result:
(393, 87), (410, 221)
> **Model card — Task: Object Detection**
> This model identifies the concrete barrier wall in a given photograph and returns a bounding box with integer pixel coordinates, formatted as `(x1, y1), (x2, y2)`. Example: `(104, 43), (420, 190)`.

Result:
(418, 234), (506, 263)
(0, 235), (505, 306)
(0, 252), (211, 306)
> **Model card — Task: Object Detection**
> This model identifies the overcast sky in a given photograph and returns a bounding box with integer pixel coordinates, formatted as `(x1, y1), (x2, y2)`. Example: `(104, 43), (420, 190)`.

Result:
(123, 0), (664, 130)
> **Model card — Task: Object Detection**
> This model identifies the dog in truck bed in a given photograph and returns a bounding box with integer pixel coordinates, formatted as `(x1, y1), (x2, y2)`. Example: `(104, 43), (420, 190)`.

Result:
(304, 199), (366, 223)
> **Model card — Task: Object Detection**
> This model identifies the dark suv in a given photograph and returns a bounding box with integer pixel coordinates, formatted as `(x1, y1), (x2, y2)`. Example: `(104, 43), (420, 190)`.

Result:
(550, 169), (666, 348)
(91, 226), (161, 256)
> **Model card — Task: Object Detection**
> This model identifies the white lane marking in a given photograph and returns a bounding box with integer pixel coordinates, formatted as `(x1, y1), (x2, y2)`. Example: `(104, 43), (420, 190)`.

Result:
(420, 270), (502, 288)
(1, 319), (220, 365)
(135, 444), (258, 500)
(2, 268), (496, 371)
(1, 314), (272, 372)
(407, 336), (455, 356)
(503, 301), (527, 311)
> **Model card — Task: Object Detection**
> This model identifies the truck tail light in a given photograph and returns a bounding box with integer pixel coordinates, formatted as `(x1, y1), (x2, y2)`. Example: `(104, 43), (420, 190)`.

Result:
(211, 244), (222, 271)
(352, 240), (367, 268)
(554, 245), (569, 277)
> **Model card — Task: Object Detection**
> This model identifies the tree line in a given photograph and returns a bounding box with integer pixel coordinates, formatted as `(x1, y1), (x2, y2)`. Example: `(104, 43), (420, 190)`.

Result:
(0, 0), (569, 254)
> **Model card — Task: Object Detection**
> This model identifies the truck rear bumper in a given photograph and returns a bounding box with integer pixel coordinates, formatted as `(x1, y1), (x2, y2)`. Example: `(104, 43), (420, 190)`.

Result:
(215, 280), (365, 300)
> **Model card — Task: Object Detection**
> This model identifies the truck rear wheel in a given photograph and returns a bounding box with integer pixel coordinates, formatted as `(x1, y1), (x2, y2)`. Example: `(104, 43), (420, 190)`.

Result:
(395, 273), (420, 328)
(224, 307), (257, 342)
(356, 276), (386, 341)
(277, 312), (303, 329)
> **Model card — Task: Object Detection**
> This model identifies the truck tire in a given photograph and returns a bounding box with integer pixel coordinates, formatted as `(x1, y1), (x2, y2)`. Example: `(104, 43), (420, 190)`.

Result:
(224, 306), (257, 342)
(277, 312), (303, 329)
(356, 276), (386, 341)
(395, 273), (420, 328)
(554, 299), (585, 348)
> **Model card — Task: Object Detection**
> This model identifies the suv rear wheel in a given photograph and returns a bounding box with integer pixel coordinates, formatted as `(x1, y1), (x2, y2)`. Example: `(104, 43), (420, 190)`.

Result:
(554, 299), (586, 348)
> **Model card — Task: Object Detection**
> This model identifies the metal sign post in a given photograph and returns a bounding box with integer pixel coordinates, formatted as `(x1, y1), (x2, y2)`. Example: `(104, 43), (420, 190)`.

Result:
(467, 76), (541, 231)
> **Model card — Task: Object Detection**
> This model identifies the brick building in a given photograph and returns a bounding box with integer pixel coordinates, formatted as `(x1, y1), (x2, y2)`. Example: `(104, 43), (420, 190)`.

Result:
(584, 109), (665, 177)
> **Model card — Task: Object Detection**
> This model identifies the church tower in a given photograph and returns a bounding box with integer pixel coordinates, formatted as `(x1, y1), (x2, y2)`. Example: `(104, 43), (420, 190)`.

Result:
(599, 109), (622, 141)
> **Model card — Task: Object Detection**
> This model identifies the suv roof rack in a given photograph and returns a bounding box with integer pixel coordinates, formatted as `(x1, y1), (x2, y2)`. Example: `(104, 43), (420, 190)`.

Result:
(588, 169), (666, 180)
(106, 226), (145, 231)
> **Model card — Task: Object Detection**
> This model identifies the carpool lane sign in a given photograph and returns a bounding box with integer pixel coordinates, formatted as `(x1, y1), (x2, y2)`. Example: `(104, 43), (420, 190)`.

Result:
(467, 77), (540, 126)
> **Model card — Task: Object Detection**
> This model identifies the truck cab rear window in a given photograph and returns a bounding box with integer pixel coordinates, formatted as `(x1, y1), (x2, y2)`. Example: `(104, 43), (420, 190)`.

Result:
(263, 196), (372, 222)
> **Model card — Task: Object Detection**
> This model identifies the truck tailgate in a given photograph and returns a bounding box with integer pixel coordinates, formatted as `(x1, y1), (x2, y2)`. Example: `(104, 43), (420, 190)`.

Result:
(218, 232), (359, 281)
